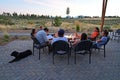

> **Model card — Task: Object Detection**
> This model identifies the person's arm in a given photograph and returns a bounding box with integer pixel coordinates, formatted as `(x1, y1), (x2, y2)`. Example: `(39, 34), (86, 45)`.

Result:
(97, 37), (106, 42)
(97, 39), (101, 42)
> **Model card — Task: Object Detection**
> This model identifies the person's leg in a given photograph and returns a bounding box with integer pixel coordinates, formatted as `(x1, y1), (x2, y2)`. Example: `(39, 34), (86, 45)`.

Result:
(92, 42), (98, 48)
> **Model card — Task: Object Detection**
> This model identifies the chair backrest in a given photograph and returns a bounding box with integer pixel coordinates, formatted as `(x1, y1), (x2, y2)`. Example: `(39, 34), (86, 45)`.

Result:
(104, 36), (110, 45)
(116, 29), (120, 35)
(31, 36), (41, 46)
(75, 40), (92, 52)
(52, 40), (69, 54)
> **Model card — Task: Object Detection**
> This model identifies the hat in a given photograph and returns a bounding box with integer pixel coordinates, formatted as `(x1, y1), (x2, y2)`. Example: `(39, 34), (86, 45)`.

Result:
(58, 29), (64, 36)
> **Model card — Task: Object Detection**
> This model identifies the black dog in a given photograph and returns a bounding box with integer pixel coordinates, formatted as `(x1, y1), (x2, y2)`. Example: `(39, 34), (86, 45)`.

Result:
(9, 50), (32, 63)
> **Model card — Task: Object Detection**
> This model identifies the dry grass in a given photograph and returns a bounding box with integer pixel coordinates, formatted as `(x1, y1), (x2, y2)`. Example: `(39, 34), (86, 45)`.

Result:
(0, 35), (30, 46)
(1, 18), (119, 46)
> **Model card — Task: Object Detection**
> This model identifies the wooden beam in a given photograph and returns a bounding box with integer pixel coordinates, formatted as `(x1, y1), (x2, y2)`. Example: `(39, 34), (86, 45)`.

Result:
(100, 0), (108, 32)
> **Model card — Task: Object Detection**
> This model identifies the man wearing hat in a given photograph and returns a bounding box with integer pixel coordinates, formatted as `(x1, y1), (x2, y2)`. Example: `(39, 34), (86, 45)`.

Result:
(51, 29), (68, 44)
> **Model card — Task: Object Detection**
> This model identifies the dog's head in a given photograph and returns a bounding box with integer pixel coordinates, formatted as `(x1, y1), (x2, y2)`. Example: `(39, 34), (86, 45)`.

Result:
(11, 51), (19, 57)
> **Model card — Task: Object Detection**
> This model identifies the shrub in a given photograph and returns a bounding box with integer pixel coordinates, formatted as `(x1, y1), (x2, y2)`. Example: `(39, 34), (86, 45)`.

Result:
(104, 25), (111, 31)
(53, 16), (62, 27)
(3, 32), (10, 41)
(40, 21), (46, 27)
(76, 25), (80, 32)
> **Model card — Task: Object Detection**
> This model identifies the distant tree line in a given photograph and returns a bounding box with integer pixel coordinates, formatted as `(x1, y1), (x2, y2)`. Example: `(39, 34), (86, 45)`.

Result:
(0, 12), (63, 26)
(0, 12), (53, 19)
(78, 15), (120, 18)
(1, 12), (119, 19)
(0, 12), (120, 26)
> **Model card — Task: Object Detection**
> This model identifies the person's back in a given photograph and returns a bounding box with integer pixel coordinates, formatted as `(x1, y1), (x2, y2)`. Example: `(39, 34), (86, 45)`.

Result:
(73, 33), (88, 46)
(51, 29), (68, 44)
(36, 28), (48, 45)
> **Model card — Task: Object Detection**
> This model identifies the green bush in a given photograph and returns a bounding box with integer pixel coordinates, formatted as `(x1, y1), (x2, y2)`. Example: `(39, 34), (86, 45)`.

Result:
(0, 18), (14, 25)
(76, 25), (80, 32)
(104, 25), (111, 31)
(3, 32), (10, 41)
(40, 21), (46, 27)
(53, 16), (62, 27)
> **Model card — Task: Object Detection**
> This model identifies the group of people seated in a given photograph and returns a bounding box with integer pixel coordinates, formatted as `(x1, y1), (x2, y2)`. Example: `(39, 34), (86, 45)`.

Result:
(31, 26), (109, 50)
(72, 29), (108, 49)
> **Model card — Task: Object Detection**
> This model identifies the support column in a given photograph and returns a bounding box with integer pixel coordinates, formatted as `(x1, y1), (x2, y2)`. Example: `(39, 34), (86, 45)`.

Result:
(100, 0), (108, 32)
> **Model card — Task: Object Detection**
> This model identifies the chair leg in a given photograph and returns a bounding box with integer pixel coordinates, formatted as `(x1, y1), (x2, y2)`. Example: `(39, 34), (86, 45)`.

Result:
(39, 48), (40, 60)
(70, 47), (72, 56)
(98, 48), (100, 52)
(43, 47), (44, 52)
(89, 51), (91, 64)
(104, 47), (106, 57)
(53, 53), (54, 64)
(68, 53), (69, 64)
(47, 46), (49, 54)
(33, 43), (34, 56)
(74, 53), (76, 64)
(48, 45), (52, 55)
(118, 36), (120, 43)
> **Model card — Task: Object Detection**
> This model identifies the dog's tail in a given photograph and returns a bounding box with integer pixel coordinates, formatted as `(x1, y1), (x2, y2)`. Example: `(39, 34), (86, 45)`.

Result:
(9, 61), (13, 63)
(8, 58), (19, 63)
(8, 59), (15, 63)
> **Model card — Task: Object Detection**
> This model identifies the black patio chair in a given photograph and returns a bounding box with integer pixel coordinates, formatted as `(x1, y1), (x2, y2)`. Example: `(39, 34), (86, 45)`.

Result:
(74, 40), (93, 64)
(97, 36), (110, 57)
(112, 29), (120, 42)
(52, 40), (70, 64)
(31, 36), (46, 60)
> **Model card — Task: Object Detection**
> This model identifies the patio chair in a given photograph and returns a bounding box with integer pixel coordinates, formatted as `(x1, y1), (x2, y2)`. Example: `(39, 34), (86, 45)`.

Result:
(112, 29), (120, 42)
(31, 36), (46, 60)
(74, 40), (93, 64)
(97, 36), (110, 57)
(52, 40), (70, 64)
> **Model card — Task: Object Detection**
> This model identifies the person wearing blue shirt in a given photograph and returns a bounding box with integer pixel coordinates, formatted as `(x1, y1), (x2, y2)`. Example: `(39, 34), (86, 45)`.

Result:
(92, 30), (109, 48)
(51, 29), (68, 44)
(36, 28), (49, 46)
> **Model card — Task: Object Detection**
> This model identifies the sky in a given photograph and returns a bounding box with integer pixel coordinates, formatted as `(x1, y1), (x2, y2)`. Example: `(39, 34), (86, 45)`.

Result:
(0, 0), (120, 17)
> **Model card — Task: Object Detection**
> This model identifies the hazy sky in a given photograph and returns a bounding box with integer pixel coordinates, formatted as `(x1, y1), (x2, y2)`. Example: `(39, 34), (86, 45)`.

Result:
(0, 0), (120, 17)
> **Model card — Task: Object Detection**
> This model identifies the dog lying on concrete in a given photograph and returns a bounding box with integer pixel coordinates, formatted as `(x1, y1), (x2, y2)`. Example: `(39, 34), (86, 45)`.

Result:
(9, 50), (32, 63)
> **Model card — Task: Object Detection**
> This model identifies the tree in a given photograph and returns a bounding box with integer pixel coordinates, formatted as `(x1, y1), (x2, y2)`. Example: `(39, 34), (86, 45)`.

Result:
(2, 12), (11, 16)
(66, 7), (70, 18)
(53, 16), (62, 27)
(12, 12), (18, 17)
(76, 25), (80, 32)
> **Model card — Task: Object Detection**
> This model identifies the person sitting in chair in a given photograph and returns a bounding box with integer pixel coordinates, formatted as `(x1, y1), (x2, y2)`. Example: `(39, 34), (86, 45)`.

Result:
(31, 28), (37, 37)
(73, 33), (88, 46)
(88, 27), (100, 41)
(36, 28), (49, 46)
(51, 29), (68, 44)
(92, 30), (109, 48)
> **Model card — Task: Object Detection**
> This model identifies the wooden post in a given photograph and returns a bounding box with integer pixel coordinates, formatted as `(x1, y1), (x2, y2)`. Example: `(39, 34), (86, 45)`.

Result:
(100, 0), (108, 32)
